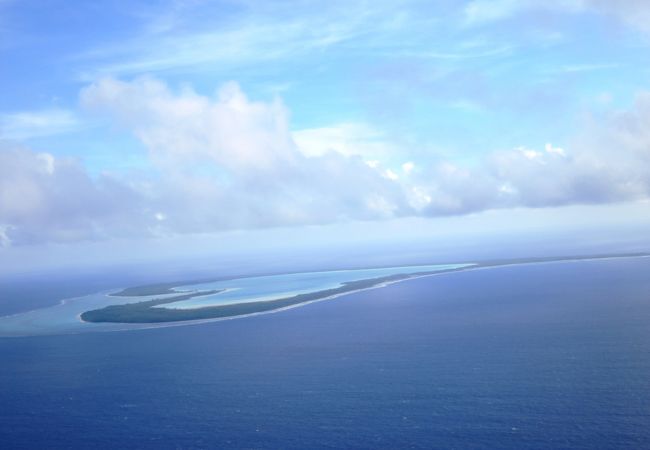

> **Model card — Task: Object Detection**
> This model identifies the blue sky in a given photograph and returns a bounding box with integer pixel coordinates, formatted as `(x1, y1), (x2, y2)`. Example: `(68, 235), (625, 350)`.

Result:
(1, 0), (650, 267)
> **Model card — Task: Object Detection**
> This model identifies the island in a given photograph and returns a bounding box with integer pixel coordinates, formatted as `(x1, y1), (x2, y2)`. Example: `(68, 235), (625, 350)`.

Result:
(110, 283), (182, 297)
(80, 271), (456, 323)
(80, 252), (649, 324)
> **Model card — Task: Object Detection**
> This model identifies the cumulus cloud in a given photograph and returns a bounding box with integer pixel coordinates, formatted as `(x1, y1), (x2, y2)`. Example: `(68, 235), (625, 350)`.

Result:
(403, 92), (650, 213)
(81, 78), (297, 173)
(1, 77), (649, 245)
(0, 143), (148, 245)
(79, 77), (411, 233)
(292, 122), (395, 160)
(415, 162), (504, 215)
(485, 95), (650, 207)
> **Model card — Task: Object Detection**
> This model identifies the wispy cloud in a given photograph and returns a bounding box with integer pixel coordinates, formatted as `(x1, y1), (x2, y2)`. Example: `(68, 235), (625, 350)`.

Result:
(75, 1), (423, 79)
(554, 63), (620, 73)
(71, 1), (527, 82)
(397, 45), (515, 60)
(0, 109), (82, 140)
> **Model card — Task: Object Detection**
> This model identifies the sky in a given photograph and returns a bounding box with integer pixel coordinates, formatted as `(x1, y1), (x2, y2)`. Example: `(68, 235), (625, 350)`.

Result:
(1, 0), (650, 273)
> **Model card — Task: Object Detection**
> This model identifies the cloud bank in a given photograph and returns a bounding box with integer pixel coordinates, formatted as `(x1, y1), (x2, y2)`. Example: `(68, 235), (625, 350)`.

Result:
(79, 77), (410, 233)
(1, 77), (649, 246)
(0, 143), (147, 245)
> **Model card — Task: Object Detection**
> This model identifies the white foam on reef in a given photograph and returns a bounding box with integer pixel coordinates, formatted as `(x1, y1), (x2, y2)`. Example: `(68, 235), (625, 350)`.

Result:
(160, 263), (471, 310)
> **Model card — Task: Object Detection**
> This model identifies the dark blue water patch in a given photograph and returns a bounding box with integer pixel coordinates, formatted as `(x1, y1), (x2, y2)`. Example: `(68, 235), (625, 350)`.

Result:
(1, 258), (649, 449)
(0, 271), (159, 317)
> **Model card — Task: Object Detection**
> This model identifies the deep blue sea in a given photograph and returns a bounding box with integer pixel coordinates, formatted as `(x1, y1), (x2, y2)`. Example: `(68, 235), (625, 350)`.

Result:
(1, 257), (650, 449)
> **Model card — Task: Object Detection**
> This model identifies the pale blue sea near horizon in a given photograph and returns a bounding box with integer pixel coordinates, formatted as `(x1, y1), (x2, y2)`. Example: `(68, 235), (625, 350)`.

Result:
(1, 257), (649, 448)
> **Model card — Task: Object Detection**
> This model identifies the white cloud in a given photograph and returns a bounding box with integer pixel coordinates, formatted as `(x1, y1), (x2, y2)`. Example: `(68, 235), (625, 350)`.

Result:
(82, 77), (297, 173)
(488, 116), (650, 207)
(555, 63), (619, 73)
(76, 1), (421, 78)
(384, 169), (399, 180)
(2, 77), (650, 245)
(0, 143), (148, 245)
(0, 224), (11, 247)
(402, 161), (415, 174)
(545, 142), (566, 156)
(0, 109), (81, 140)
(79, 76), (411, 234)
(415, 161), (503, 215)
(518, 147), (543, 161)
(293, 122), (393, 160)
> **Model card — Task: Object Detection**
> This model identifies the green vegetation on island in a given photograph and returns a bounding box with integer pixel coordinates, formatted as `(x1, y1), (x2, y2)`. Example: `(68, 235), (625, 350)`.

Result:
(82, 252), (649, 324)
(110, 283), (188, 297)
(81, 290), (223, 322)
(80, 271), (452, 323)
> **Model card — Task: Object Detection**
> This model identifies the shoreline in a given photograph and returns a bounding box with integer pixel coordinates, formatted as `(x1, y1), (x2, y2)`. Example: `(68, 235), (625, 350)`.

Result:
(79, 252), (649, 326)
(72, 251), (650, 336)
(105, 252), (650, 299)
(1, 252), (648, 337)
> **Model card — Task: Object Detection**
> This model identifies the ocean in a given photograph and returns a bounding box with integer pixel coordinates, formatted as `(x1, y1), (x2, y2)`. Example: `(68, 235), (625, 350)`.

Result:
(1, 257), (649, 449)
(0, 263), (471, 336)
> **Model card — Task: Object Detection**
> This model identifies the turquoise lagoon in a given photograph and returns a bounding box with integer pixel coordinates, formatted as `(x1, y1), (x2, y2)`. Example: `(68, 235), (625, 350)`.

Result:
(0, 263), (470, 337)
